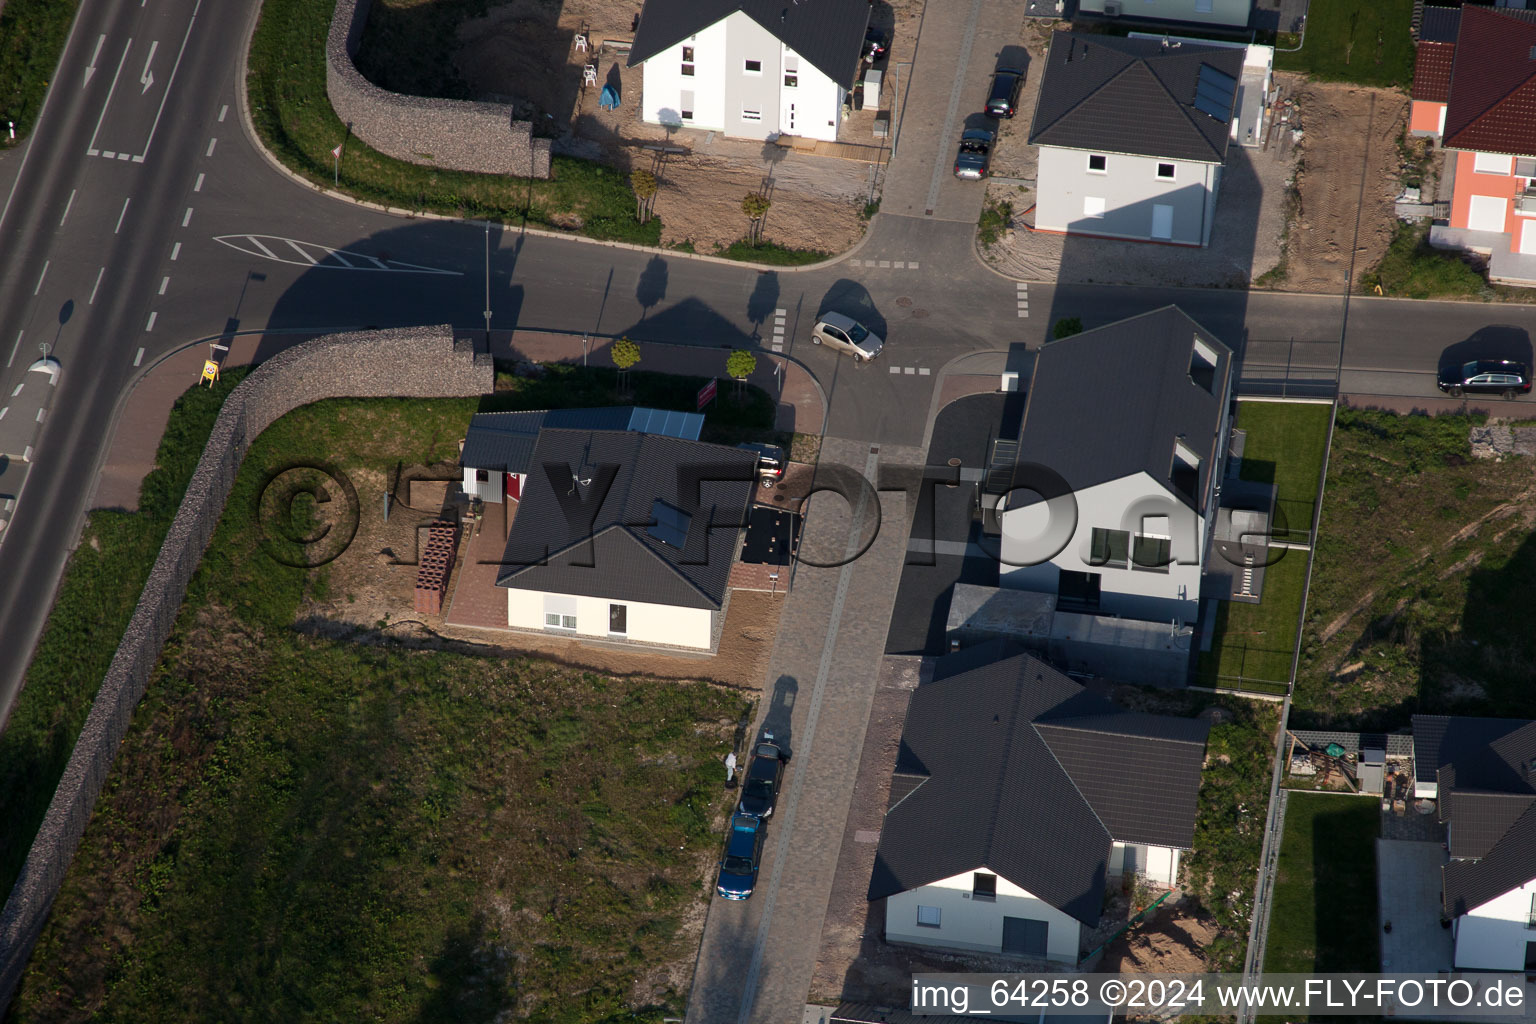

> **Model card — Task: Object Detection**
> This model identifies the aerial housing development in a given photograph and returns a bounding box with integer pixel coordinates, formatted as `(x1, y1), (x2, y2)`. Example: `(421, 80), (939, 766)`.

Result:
(1, 0), (1535, 1019)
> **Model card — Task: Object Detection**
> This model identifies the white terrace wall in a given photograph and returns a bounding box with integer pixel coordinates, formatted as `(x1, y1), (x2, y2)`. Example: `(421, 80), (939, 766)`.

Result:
(328, 0), (552, 179)
(0, 326), (493, 1011)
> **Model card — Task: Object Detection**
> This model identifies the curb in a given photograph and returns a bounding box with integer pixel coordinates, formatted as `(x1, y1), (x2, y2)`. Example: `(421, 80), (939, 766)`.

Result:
(233, 1), (876, 276)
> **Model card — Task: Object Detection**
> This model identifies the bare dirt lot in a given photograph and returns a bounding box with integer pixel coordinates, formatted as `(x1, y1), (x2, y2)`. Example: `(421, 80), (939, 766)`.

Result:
(441, 0), (927, 255)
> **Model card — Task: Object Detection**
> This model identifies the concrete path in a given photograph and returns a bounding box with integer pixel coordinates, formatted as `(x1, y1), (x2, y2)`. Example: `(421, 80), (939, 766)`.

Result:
(1376, 839), (1452, 974)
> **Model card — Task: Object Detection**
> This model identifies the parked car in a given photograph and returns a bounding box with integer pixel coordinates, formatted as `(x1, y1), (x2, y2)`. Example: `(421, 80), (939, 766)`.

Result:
(985, 67), (1026, 118)
(737, 442), (786, 486)
(716, 814), (767, 900)
(954, 128), (995, 180)
(863, 26), (889, 62)
(1437, 359), (1532, 399)
(737, 734), (788, 818)
(811, 312), (884, 361)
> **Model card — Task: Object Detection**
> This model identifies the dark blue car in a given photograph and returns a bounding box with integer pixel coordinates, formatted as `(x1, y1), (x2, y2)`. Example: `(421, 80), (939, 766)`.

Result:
(716, 814), (767, 900)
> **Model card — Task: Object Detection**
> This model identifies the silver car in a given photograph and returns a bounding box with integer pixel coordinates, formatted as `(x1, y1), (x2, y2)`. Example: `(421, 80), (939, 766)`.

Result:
(811, 312), (884, 361)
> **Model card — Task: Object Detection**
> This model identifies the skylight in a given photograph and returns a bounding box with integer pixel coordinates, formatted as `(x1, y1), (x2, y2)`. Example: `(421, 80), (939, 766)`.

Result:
(648, 499), (692, 549)
(1193, 64), (1236, 123)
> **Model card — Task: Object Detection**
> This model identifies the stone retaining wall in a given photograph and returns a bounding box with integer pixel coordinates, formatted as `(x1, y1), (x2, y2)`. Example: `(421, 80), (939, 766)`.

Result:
(0, 326), (493, 1010)
(328, 0), (552, 179)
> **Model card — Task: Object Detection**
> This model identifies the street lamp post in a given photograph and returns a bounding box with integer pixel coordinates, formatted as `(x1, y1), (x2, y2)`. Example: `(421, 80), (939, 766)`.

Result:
(483, 221), (493, 348)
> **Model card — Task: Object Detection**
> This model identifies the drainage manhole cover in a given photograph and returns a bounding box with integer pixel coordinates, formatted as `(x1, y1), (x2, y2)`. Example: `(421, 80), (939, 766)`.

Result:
(895, 296), (914, 307)
(910, 308), (930, 318)
(948, 458), (962, 467)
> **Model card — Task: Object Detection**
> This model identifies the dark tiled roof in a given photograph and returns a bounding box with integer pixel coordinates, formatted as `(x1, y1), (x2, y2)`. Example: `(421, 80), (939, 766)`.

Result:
(867, 649), (1210, 924)
(1441, 6), (1536, 156)
(461, 407), (702, 475)
(628, 0), (869, 87)
(1419, 5), (1460, 44)
(1028, 34), (1244, 163)
(1444, 802), (1536, 917)
(1412, 41), (1456, 103)
(495, 429), (756, 610)
(1446, 790), (1536, 859)
(1009, 306), (1232, 514)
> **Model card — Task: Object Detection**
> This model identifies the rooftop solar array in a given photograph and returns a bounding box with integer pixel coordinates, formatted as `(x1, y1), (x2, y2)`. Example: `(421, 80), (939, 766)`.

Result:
(1193, 63), (1236, 123)
(626, 407), (704, 439)
(647, 499), (693, 549)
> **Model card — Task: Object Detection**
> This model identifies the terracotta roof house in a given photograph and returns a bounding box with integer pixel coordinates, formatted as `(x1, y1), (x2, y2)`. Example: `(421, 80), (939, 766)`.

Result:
(1410, 5), (1536, 283)
(1413, 714), (1536, 971)
(869, 644), (1210, 961)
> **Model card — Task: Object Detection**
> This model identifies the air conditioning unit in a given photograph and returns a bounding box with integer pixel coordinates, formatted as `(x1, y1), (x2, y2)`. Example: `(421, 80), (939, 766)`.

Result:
(1103, 0), (1123, 14)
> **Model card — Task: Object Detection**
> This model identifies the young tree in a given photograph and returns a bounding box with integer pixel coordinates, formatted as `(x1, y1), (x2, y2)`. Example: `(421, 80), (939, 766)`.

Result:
(631, 169), (658, 224)
(611, 335), (641, 391)
(1052, 317), (1084, 340)
(741, 193), (772, 245)
(726, 349), (757, 397)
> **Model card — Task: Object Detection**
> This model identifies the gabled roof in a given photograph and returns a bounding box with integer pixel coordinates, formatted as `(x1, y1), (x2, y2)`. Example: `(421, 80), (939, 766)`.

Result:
(1028, 34), (1244, 163)
(1007, 306), (1232, 514)
(1440, 5), (1536, 156)
(1413, 715), (1536, 916)
(495, 429), (756, 610)
(627, 0), (869, 87)
(868, 645), (1210, 924)
(1412, 41), (1456, 103)
(461, 407), (703, 475)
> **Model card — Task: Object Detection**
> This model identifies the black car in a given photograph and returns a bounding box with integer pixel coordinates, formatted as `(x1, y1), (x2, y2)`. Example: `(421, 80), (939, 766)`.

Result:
(715, 813), (767, 900)
(863, 26), (889, 62)
(1437, 359), (1532, 398)
(737, 734), (788, 818)
(985, 67), (1025, 119)
(953, 128), (995, 180)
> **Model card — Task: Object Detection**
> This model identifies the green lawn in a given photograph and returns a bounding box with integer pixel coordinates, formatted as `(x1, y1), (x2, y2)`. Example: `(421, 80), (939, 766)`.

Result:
(1235, 399), (1332, 541)
(1263, 793), (1380, 974)
(13, 394), (753, 1023)
(1295, 408), (1536, 728)
(1275, 0), (1416, 88)
(1360, 222), (1489, 300)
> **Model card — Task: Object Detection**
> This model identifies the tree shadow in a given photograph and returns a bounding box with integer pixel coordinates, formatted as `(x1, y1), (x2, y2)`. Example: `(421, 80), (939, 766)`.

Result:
(816, 279), (887, 339)
(635, 255), (668, 319)
(747, 271), (781, 339)
(761, 674), (798, 758)
(413, 912), (515, 1023)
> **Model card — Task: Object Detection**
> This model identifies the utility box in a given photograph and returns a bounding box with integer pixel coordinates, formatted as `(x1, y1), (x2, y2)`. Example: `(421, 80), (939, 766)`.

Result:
(861, 68), (882, 109)
(1001, 371), (1019, 392)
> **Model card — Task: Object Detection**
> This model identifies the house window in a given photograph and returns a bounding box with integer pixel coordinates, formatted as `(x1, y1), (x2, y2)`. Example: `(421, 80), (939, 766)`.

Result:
(1087, 153), (1107, 173)
(1084, 196), (1106, 218)
(744, 59), (762, 74)
(680, 90), (694, 122)
(544, 613), (577, 630)
(681, 46), (695, 76)
(916, 905), (942, 928)
(1132, 534), (1171, 572)
(972, 872), (998, 902)
(1518, 157), (1536, 179)
(742, 107), (762, 122)
(475, 468), (489, 482)
(609, 603), (628, 635)
(1089, 528), (1130, 568)
(1189, 335), (1218, 392)
(1157, 162), (1176, 180)
(785, 56), (798, 88)
(1172, 438), (1203, 505)
(1475, 152), (1514, 176)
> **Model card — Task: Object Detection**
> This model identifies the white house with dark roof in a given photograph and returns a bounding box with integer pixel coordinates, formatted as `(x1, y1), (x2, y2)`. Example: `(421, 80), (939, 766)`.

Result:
(494, 428), (756, 651)
(626, 0), (869, 141)
(998, 307), (1233, 629)
(1413, 714), (1536, 971)
(1027, 34), (1246, 246)
(869, 644), (1210, 960)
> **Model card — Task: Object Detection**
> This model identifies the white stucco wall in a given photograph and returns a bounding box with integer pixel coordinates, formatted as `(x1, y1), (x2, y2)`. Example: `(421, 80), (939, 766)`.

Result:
(1109, 843), (1180, 887)
(1079, 0), (1253, 27)
(639, 11), (845, 141)
(1034, 146), (1221, 246)
(1453, 879), (1536, 971)
(506, 588), (715, 649)
(999, 473), (1205, 624)
(886, 869), (1083, 963)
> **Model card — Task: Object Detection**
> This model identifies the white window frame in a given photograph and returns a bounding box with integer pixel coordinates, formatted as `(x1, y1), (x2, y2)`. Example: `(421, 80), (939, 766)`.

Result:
(744, 59), (763, 75)
(742, 107), (763, 122)
(1084, 196), (1106, 219)
(1156, 162), (1176, 181)
(608, 603), (628, 636)
(916, 904), (942, 927)
(1087, 153), (1108, 174)
(681, 45), (695, 77)
(544, 613), (577, 630)
(1475, 152), (1514, 176)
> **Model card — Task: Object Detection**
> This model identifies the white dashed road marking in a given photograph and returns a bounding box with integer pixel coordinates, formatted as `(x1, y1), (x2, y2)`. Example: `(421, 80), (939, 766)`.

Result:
(218, 104), (228, 122)
(115, 197), (131, 233)
(1016, 281), (1029, 318)
(145, 312), (157, 331)
(205, 137), (216, 157)
(158, 275), (170, 295)
(89, 267), (104, 305)
(182, 206), (193, 227)
(170, 241), (181, 260)
(134, 347), (144, 367)
(194, 172), (204, 192)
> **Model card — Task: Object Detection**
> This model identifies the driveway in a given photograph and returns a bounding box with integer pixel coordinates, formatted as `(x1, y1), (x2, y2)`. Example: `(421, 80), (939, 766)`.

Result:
(1376, 839), (1452, 974)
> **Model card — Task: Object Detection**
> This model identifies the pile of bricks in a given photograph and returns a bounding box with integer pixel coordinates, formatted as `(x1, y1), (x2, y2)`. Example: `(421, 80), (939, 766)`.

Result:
(413, 520), (460, 615)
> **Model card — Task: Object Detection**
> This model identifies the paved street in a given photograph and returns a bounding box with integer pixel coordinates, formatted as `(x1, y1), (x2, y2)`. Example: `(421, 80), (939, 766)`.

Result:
(6, 0), (1536, 1017)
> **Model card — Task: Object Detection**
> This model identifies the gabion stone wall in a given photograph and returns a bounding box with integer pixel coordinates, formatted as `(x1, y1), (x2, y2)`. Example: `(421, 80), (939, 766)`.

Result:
(0, 327), (493, 1011)
(328, 0), (553, 179)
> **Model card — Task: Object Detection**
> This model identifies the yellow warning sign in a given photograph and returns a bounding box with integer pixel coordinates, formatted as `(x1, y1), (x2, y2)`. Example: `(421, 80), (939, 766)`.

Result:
(201, 360), (220, 385)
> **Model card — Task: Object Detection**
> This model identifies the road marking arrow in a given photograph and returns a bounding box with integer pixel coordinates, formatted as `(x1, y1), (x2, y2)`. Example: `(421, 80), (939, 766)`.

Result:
(84, 34), (105, 87)
(139, 40), (158, 94)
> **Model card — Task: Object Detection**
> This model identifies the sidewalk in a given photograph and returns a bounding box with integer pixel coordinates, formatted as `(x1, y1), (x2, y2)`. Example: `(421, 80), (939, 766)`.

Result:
(91, 328), (826, 512)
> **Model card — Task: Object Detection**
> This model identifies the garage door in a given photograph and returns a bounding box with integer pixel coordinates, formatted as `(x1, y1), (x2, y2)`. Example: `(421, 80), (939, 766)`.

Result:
(1002, 916), (1048, 957)
(1151, 204), (1174, 241)
(1468, 195), (1507, 233)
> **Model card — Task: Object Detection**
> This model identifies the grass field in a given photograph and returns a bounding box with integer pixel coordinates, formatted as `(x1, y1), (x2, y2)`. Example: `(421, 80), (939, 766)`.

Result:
(0, 0), (80, 145)
(1263, 793), (1380, 974)
(1360, 223), (1488, 300)
(12, 394), (753, 1022)
(1295, 408), (1536, 728)
(1275, 0), (1416, 88)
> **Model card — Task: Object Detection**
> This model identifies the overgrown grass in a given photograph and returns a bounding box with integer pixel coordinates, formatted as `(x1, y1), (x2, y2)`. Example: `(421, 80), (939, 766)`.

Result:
(978, 199), (1013, 248)
(0, 0), (79, 145)
(1263, 793), (1380, 974)
(1360, 221), (1488, 299)
(1274, 0), (1415, 88)
(247, 0), (661, 244)
(0, 371), (248, 902)
(715, 240), (829, 266)
(13, 396), (751, 1022)
(1295, 407), (1536, 728)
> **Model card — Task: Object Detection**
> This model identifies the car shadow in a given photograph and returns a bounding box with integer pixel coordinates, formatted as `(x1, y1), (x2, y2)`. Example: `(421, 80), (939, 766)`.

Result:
(1438, 325), (1533, 376)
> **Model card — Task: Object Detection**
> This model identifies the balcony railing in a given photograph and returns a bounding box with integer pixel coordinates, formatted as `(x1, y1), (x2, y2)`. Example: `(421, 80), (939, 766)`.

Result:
(1516, 190), (1536, 215)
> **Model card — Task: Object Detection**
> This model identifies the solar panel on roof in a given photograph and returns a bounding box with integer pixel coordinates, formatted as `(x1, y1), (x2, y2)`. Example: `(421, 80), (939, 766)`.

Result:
(1193, 63), (1236, 123)
(647, 499), (692, 549)
(625, 407), (704, 440)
